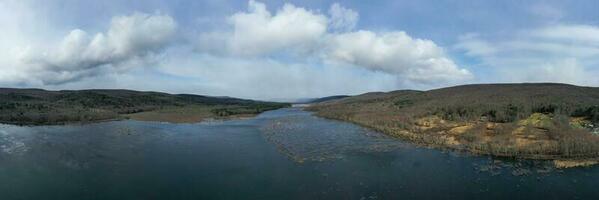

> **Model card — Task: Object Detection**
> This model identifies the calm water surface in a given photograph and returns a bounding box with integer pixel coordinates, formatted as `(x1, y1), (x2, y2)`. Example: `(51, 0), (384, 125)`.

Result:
(0, 108), (598, 199)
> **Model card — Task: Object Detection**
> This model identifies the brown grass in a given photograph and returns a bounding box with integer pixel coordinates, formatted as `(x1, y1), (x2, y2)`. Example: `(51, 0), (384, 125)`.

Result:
(124, 105), (261, 123)
(307, 83), (599, 161)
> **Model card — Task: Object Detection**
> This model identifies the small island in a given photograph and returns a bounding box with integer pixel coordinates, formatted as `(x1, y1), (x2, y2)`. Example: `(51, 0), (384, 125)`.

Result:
(0, 88), (289, 125)
(307, 83), (599, 168)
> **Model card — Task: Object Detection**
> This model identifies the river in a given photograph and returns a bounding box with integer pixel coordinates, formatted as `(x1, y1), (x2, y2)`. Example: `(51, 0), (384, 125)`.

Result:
(0, 108), (597, 199)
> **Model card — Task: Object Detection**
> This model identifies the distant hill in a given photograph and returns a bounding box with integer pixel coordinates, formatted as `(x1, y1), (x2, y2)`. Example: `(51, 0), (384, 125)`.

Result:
(296, 95), (351, 104)
(308, 83), (599, 162)
(0, 88), (289, 125)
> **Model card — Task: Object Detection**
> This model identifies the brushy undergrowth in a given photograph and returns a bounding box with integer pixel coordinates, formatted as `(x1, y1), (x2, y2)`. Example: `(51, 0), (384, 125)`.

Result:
(308, 83), (599, 159)
(0, 89), (289, 125)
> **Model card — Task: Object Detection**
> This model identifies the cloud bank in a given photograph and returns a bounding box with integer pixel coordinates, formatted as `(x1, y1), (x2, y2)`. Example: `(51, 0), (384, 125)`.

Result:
(2, 0), (473, 99)
(196, 0), (472, 86)
(0, 0), (176, 86)
(21, 12), (176, 85)
(456, 24), (599, 85)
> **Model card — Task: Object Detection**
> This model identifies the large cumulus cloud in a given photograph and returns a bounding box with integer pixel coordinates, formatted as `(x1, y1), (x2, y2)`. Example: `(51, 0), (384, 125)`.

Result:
(4, 11), (176, 85)
(198, 1), (328, 56)
(196, 0), (472, 85)
(325, 31), (471, 84)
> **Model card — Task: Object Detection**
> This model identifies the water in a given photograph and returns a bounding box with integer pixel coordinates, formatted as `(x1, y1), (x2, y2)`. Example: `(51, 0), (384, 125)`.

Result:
(0, 108), (598, 199)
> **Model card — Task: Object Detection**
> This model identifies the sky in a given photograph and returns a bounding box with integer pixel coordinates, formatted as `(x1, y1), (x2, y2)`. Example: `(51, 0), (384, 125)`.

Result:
(1, 0), (599, 100)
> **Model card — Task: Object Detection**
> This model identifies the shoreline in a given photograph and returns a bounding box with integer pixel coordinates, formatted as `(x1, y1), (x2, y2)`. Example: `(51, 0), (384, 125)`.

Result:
(0, 106), (284, 126)
(309, 110), (599, 168)
(124, 113), (259, 124)
(0, 113), (260, 126)
(0, 118), (125, 127)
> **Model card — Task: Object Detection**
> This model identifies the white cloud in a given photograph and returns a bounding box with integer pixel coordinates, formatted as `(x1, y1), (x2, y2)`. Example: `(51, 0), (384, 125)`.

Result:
(2, 11), (176, 85)
(531, 25), (599, 45)
(328, 3), (358, 32)
(198, 0), (328, 56)
(197, 1), (471, 86)
(326, 31), (472, 84)
(0, 0), (43, 85)
(454, 33), (497, 57)
(456, 24), (599, 85)
(496, 58), (592, 86)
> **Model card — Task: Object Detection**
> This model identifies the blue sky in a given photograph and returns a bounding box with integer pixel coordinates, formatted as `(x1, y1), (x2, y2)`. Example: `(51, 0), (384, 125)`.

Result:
(1, 0), (598, 100)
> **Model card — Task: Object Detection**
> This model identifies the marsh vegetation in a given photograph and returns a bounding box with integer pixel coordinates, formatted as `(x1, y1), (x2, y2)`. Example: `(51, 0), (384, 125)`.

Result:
(308, 83), (599, 161)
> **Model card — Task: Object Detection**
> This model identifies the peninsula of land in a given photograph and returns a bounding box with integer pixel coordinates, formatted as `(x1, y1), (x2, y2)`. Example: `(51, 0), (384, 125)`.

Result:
(0, 88), (289, 125)
(307, 83), (599, 166)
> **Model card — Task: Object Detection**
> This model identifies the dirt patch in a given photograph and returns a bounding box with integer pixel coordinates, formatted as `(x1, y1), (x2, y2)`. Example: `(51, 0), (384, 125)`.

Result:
(449, 125), (473, 135)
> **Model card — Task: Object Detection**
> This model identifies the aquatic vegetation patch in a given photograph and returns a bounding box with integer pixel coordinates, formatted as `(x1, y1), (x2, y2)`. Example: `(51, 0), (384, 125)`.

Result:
(260, 115), (405, 163)
(473, 158), (558, 176)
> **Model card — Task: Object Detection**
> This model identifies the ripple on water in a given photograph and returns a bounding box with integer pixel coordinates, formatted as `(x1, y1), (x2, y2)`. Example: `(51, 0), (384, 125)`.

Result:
(0, 130), (29, 156)
(259, 114), (406, 163)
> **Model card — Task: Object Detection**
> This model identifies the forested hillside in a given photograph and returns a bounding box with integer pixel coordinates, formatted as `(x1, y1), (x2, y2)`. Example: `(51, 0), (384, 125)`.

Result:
(0, 88), (289, 125)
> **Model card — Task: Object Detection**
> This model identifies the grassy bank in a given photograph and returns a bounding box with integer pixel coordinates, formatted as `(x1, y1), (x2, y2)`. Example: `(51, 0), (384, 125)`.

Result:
(0, 88), (289, 125)
(307, 83), (599, 161)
